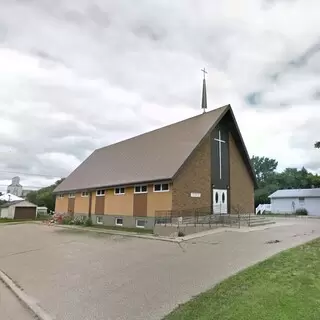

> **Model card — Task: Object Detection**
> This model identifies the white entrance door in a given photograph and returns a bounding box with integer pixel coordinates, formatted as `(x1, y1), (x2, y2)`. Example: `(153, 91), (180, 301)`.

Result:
(213, 189), (228, 214)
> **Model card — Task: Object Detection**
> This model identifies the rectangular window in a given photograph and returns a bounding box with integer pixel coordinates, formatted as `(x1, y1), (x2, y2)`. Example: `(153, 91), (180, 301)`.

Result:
(96, 216), (103, 225)
(81, 191), (89, 197)
(299, 197), (305, 205)
(153, 183), (169, 192)
(115, 218), (123, 226)
(96, 190), (105, 196)
(68, 193), (75, 198)
(136, 219), (146, 228)
(58, 194), (64, 199)
(114, 187), (125, 195)
(134, 185), (148, 193)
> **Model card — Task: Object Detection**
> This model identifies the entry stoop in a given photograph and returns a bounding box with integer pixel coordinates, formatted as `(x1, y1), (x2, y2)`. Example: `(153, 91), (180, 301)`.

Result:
(247, 216), (275, 227)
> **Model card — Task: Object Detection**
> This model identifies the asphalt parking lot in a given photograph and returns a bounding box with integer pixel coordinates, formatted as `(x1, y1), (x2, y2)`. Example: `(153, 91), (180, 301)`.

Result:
(0, 220), (319, 320)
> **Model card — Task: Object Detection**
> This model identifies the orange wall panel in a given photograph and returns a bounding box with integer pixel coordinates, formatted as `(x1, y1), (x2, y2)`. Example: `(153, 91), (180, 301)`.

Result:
(105, 188), (134, 216)
(55, 195), (68, 213)
(74, 193), (90, 215)
(147, 184), (172, 216)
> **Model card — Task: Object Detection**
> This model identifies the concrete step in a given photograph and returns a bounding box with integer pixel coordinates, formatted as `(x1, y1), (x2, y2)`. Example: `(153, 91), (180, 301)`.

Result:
(248, 220), (275, 227)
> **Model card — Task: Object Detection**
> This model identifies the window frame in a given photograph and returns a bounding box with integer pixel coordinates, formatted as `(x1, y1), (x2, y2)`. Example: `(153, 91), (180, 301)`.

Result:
(81, 191), (89, 197)
(96, 189), (105, 197)
(298, 197), (305, 205)
(58, 194), (64, 199)
(136, 219), (146, 228)
(115, 217), (123, 226)
(153, 183), (170, 192)
(68, 193), (75, 198)
(134, 185), (148, 194)
(96, 216), (103, 225)
(114, 187), (125, 195)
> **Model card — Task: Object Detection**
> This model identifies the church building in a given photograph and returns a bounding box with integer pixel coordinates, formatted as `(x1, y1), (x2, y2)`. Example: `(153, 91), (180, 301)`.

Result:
(54, 76), (256, 229)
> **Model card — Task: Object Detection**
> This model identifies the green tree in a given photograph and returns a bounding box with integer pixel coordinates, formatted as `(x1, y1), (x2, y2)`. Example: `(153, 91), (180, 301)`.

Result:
(251, 156), (278, 187)
(251, 155), (320, 207)
(315, 142), (320, 148)
(26, 178), (65, 212)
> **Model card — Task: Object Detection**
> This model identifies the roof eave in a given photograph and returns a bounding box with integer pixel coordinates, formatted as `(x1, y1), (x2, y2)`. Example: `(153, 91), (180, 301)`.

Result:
(227, 108), (258, 189)
(53, 177), (174, 194)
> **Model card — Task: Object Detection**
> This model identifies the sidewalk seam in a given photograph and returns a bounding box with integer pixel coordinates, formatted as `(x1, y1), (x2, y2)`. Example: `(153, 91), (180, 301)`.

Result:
(0, 269), (54, 320)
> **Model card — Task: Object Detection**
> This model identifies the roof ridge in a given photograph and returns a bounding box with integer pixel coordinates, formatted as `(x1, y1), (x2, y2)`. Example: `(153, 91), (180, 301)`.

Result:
(96, 105), (230, 152)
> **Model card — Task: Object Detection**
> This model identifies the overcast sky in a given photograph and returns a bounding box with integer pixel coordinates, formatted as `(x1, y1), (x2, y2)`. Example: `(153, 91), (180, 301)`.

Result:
(0, 0), (320, 192)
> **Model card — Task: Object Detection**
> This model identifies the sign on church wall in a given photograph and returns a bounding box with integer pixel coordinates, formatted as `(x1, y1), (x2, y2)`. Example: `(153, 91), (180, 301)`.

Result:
(190, 192), (201, 198)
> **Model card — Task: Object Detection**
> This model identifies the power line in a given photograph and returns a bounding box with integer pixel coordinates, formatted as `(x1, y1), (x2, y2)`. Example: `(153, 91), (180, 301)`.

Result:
(0, 184), (43, 189)
(0, 170), (62, 178)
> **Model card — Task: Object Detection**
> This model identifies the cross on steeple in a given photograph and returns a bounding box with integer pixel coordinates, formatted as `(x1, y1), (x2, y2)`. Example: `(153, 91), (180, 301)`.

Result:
(201, 68), (208, 113)
(201, 68), (208, 79)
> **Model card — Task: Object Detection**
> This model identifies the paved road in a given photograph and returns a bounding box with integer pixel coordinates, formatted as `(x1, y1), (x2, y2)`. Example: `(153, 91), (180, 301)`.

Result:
(0, 220), (319, 320)
(0, 280), (35, 320)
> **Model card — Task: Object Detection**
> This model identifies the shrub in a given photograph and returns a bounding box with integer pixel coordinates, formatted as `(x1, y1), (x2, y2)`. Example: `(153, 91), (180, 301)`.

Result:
(73, 217), (83, 225)
(295, 208), (308, 216)
(62, 215), (73, 225)
(84, 217), (93, 227)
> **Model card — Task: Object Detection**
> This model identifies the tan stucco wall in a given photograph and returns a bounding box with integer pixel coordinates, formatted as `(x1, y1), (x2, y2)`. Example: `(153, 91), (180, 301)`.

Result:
(172, 135), (211, 213)
(55, 184), (173, 217)
(229, 133), (255, 213)
(74, 193), (89, 214)
(105, 188), (134, 216)
(147, 184), (172, 216)
(55, 195), (68, 213)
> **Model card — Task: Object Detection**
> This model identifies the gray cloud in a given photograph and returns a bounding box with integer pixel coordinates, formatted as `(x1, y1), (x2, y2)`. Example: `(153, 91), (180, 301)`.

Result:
(288, 40), (320, 68)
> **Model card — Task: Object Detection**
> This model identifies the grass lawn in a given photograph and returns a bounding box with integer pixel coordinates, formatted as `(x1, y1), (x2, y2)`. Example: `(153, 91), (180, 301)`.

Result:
(0, 218), (33, 224)
(164, 238), (320, 320)
(86, 224), (153, 234)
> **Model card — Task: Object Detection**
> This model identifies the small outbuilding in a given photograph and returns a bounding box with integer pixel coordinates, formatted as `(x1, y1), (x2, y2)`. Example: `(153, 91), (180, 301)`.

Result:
(269, 188), (320, 216)
(0, 200), (37, 220)
(37, 206), (48, 215)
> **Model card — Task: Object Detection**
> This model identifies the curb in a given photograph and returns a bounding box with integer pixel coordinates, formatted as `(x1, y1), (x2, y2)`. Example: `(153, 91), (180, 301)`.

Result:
(52, 224), (183, 243)
(0, 270), (54, 320)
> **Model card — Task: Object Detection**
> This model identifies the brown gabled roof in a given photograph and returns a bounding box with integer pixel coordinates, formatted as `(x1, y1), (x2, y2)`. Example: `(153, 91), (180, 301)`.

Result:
(54, 104), (257, 193)
(54, 105), (231, 193)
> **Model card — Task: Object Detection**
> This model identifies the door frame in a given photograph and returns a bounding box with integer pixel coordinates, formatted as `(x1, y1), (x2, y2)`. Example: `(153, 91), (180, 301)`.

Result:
(212, 188), (228, 214)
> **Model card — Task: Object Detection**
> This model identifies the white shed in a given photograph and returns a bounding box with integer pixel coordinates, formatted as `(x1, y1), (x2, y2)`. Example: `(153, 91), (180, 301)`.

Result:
(269, 188), (320, 216)
(0, 200), (37, 220)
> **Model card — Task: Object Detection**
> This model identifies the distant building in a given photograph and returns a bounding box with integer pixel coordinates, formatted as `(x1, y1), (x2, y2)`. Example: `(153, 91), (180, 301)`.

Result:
(7, 177), (23, 197)
(269, 188), (320, 216)
(7, 177), (33, 198)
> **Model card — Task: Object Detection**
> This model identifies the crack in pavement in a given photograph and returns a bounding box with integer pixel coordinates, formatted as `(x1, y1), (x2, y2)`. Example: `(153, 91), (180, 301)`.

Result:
(0, 240), (76, 260)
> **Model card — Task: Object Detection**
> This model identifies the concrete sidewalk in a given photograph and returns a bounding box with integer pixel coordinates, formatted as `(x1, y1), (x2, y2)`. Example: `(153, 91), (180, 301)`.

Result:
(0, 280), (35, 320)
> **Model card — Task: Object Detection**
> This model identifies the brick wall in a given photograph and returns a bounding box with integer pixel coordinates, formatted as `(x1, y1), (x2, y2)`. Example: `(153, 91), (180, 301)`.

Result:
(172, 135), (211, 212)
(229, 133), (254, 213)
